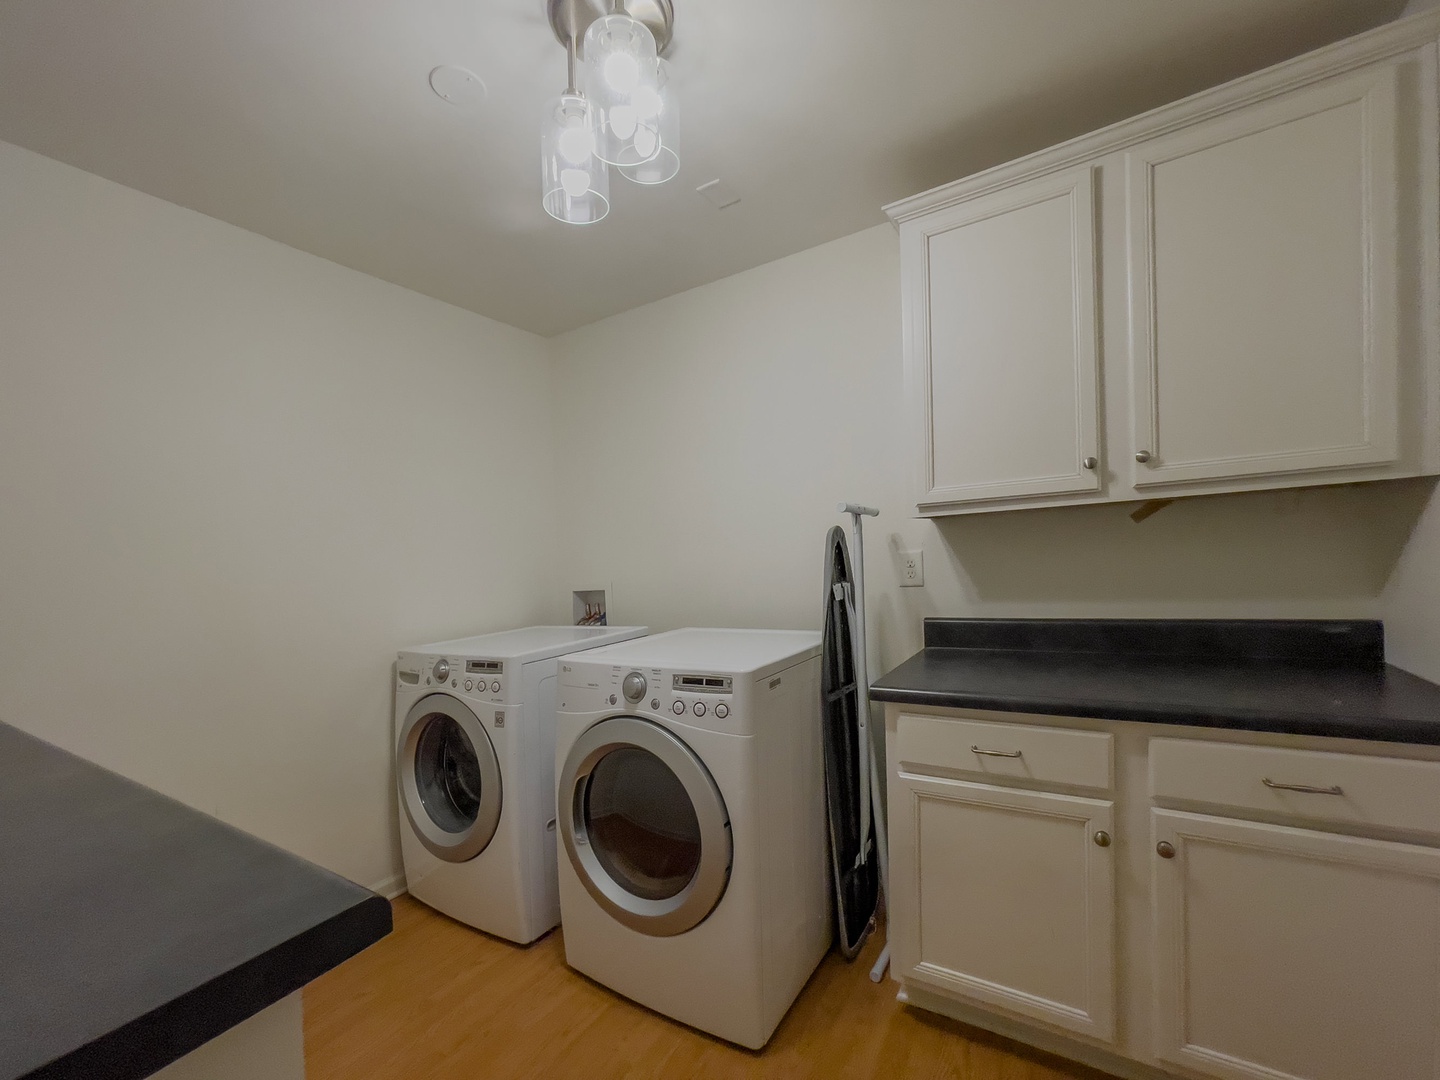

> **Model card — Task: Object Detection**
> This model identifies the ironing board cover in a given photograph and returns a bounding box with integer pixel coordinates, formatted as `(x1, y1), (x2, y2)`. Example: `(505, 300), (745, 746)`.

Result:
(821, 525), (880, 959)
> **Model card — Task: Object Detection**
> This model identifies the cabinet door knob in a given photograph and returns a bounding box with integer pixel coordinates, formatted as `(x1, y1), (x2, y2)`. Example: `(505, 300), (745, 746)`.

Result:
(1156, 840), (1176, 859)
(1093, 830), (1111, 847)
(1082, 456), (1098, 470)
(1135, 450), (1153, 464)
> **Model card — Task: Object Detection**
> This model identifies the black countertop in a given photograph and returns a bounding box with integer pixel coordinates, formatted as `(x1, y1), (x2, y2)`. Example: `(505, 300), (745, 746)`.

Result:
(870, 619), (1440, 745)
(0, 723), (392, 1080)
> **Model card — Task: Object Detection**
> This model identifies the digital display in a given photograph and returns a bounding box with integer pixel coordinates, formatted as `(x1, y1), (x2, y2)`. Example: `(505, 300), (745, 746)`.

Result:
(673, 674), (732, 693)
(466, 660), (502, 674)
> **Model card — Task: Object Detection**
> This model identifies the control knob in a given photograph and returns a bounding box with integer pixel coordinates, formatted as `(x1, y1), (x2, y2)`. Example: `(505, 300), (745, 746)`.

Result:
(433, 659), (450, 683)
(622, 671), (647, 704)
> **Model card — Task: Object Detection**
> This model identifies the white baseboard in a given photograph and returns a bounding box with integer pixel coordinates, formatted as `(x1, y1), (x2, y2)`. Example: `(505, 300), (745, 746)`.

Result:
(366, 871), (407, 900)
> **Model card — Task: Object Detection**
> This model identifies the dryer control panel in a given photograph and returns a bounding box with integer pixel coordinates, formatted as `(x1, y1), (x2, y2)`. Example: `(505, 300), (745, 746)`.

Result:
(561, 663), (748, 733)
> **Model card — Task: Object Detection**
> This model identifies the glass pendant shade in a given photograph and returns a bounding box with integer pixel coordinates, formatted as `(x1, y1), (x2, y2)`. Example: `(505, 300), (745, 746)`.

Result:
(582, 12), (661, 167)
(619, 58), (678, 185)
(541, 92), (609, 225)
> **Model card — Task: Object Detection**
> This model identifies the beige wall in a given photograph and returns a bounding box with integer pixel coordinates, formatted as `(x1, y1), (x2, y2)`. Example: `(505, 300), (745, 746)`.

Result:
(551, 225), (1430, 678)
(1352, 0), (1440, 684)
(3, 111), (1435, 898)
(0, 140), (557, 892)
(1383, 490), (1440, 682)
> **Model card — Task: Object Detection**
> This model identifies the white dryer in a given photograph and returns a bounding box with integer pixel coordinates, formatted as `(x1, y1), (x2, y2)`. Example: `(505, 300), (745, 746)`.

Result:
(395, 624), (646, 943)
(555, 628), (830, 1049)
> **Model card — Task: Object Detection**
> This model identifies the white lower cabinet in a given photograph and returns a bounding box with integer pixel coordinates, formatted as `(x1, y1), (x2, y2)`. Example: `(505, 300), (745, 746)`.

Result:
(894, 775), (1116, 1041)
(1151, 809), (1440, 1080)
(888, 707), (1440, 1080)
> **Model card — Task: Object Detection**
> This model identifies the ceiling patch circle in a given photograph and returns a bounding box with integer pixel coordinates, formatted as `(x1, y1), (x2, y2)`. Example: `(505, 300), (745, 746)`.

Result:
(429, 66), (488, 107)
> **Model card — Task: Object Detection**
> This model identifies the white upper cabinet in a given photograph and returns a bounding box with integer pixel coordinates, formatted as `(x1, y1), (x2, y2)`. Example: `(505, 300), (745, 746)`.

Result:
(902, 167), (1101, 510)
(1125, 65), (1402, 489)
(887, 14), (1440, 516)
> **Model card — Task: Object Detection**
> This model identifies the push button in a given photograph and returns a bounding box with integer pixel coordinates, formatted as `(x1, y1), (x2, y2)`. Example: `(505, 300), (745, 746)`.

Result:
(715, 703), (730, 719)
(692, 701), (706, 717)
(464, 679), (473, 691)
(672, 700), (685, 715)
(491, 681), (501, 693)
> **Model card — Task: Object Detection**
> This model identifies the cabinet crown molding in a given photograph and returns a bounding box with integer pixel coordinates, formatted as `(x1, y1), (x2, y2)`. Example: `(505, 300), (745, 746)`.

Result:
(884, 8), (1440, 225)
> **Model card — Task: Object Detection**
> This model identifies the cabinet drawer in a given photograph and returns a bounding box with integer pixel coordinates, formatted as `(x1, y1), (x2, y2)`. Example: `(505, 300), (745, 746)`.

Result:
(1150, 738), (1440, 838)
(896, 713), (1112, 791)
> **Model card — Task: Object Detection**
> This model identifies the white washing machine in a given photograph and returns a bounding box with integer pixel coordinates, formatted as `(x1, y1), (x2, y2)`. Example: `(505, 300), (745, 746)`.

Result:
(555, 628), (830, 1049)
(395, 624), (646, 943)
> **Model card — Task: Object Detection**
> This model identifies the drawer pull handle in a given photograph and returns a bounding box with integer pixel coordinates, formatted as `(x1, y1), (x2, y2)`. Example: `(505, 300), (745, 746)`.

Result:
(1262, 777), (1344, 796)
(971, 745), (1023, 758)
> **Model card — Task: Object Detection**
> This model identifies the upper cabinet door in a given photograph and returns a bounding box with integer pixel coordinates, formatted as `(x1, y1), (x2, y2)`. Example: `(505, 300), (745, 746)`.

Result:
(903, 166), (1102, 510)
(1125, 63), (1403, 488)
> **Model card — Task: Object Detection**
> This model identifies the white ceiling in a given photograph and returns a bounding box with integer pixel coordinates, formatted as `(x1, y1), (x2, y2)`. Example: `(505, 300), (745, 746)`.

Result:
(0, 1), (1407, 336)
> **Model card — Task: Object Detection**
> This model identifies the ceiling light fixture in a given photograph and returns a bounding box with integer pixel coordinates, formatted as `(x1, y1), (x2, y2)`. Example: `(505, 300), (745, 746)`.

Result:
(541, 25), (609, 224)
(583, 10), (659, 168)
(618, 57), (678, 185)
(543, 0), (677, 225)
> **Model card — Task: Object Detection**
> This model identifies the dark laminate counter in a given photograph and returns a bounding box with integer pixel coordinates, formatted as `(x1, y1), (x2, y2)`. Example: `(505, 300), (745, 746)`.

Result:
(0, 723), (392, 1080)
(870, 619), (1440, 746)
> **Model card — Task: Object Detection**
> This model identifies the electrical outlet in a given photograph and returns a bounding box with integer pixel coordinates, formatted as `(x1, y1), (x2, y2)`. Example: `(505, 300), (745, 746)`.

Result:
(899, 549), (924, 587)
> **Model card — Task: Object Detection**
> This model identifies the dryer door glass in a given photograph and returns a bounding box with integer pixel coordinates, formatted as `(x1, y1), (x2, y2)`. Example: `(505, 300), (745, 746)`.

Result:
(559, 715), (732, 937)
(415, 715), (483, 833)
(584, 747), (702, 901)
(398, 694), (503, 863)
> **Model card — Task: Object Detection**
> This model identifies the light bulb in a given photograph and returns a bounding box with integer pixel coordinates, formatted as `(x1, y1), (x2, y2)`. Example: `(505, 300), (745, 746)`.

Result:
(560, 168), (591, 198)
(633, 126), (658, 161)
(557, 124), (592, 165)
(604, 52), (640, 93)
(609, 104), (637, 140)
(631, 83), (662, 120)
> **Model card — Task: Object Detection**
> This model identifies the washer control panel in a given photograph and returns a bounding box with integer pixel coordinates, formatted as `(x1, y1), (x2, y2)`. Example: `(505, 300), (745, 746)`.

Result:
(411, 656), (508, 703)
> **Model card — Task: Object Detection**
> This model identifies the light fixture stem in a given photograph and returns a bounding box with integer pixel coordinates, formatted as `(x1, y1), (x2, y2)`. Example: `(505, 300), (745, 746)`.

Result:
(565, 29), (578, 95)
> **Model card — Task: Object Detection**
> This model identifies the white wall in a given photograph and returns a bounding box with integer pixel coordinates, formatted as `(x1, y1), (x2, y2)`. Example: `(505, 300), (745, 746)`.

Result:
(1370, 0), (1440, 683)
(1383, 490), (1440, 682)
(0, 140), (558, 891)
(3, 120), (1435, 899)
(551, 225), (1430, 677)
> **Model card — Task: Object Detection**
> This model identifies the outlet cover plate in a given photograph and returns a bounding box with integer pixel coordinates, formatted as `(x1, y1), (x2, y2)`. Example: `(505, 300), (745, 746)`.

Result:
(900, 549), (924, 587)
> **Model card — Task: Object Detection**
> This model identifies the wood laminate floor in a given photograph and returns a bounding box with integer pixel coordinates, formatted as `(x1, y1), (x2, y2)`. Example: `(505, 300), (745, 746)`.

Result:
(304, 896), (1109, 1080)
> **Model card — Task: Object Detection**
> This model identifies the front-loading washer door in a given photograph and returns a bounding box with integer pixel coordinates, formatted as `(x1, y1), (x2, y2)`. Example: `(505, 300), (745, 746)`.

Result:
(559, 715), (732, 937)
(398, 694), (502, 863)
